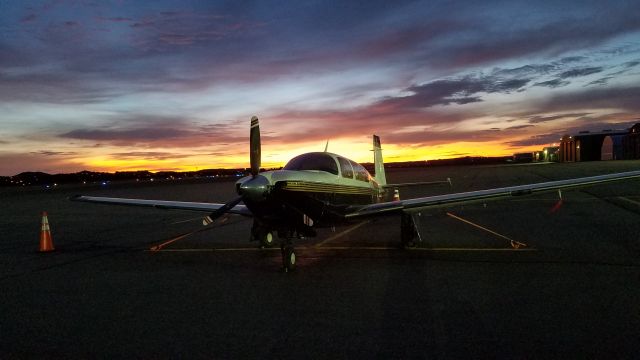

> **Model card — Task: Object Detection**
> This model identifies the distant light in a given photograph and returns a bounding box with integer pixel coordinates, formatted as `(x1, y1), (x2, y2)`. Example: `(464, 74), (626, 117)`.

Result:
(101, 181), (107, 185)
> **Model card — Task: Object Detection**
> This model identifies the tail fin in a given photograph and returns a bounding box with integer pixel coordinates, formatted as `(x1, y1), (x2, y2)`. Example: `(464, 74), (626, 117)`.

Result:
(373, 135), (387, 186)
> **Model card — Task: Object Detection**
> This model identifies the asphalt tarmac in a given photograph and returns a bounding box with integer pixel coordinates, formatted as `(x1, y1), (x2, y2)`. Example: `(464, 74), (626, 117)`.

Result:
(2, 161), (640, 358)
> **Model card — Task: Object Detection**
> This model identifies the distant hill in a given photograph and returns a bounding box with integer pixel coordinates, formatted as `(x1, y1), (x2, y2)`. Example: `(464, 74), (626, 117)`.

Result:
(1, 156), (513, 187)
(1, 168), (248, 187)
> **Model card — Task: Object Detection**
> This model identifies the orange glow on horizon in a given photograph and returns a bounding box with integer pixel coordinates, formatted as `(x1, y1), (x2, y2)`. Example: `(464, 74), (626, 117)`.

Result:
(70, 138), (543, 174)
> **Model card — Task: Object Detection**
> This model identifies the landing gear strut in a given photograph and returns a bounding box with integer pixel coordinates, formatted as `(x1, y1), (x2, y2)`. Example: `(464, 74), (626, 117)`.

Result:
(400, 212), (422, 248)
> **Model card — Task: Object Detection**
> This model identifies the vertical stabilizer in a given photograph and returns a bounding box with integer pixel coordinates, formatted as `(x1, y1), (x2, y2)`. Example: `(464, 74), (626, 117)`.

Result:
(373, 135), (387, 186)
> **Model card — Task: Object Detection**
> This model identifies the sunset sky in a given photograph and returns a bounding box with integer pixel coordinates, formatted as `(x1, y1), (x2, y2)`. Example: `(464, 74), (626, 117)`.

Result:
(1, 1), (639, 175)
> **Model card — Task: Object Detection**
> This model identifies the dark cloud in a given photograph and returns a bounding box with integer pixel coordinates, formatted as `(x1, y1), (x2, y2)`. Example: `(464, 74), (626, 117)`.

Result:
(492, 64), (556, 77)
(57, 115), (246, 147)
(506, 119), (640, 147)
(108, 151), (193, 160)
(0, 71), (124, 104)
(540, 86), (640, 112)
(558, 56), (587, 64)
(379, 75), (530, 109)
(505, 133), (561, 147)
(20, 14), (37, 23)
(534, 79), (570, 88)
(97, 17), (133, 23)
(30, 150), (78, 156)
(585, 77), (613, 86)
(506, 125), (535, 130)
(420, 7), (640, 70)
(527, 113), (591, 124)
(61, 128), (193, 142)
(558, 67), (603, 78)
(3, 1), (640, 174)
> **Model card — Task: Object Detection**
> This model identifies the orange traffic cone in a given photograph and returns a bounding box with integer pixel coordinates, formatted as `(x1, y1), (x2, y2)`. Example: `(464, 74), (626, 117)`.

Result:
(39, 211), (55, 252)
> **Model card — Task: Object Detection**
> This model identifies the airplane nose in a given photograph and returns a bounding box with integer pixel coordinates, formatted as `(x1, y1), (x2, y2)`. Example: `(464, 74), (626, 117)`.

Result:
(237, 174), (270, 202)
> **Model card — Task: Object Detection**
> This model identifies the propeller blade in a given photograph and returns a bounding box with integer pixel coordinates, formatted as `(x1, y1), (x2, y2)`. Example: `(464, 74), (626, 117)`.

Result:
(250, 116), (261, 177)
(203, 196), (243, 226)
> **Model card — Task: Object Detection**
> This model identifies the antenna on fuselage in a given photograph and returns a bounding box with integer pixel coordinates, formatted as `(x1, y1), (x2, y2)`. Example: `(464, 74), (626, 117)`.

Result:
(324, 139), (329, 152)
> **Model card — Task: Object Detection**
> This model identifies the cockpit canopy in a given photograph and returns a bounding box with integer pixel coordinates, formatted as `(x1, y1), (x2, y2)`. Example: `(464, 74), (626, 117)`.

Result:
(283, 152), (339, 175)
(283, 152), (371, 182)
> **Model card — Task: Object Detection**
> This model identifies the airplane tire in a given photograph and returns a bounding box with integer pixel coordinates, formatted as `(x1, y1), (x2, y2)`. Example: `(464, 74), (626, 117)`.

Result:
(261, 231), (274, 248)
(402, 240), (416, 249)
(283, 246), (296, 272)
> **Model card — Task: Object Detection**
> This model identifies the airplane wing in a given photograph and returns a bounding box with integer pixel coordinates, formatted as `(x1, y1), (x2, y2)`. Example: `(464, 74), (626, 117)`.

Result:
(383, 178), (452, 188)
(345, 170), (640, 218)
(70, 195), (253, 216)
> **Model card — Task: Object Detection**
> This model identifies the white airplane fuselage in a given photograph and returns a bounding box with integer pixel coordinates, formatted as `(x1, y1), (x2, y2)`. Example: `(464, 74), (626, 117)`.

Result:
(236, 151), (384, 229)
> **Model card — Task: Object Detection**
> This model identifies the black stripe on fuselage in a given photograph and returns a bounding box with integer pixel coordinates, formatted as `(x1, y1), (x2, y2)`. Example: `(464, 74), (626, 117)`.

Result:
(270, 181), (379, 226)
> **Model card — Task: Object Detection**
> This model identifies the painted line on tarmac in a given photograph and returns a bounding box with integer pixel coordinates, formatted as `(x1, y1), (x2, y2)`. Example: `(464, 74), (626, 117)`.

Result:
(149, 231), (198, 251)
(410, 247), (536, 252)
(446, 212), (528, 249)
(170, 216), (205, 225)
(617, 196), (640, 206)
(147, 247), (280, 252)
(148, 246), (536, 252)
(314, 220), (371, 248)
(316, 246), (535, 251)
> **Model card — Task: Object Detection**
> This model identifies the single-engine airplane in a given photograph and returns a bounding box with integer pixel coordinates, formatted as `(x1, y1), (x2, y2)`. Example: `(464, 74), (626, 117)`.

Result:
(72, 116), (640, 271)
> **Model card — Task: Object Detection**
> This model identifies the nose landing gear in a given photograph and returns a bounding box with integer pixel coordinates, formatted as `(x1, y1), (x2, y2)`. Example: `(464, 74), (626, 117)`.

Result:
(281, 242), (296, 272)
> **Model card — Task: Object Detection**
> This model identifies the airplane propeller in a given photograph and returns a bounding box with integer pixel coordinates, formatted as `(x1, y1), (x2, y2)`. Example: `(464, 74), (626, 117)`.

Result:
(203, 116), (262, 226)
(250, 115), (261, 177)
(202, 196), (243, 225)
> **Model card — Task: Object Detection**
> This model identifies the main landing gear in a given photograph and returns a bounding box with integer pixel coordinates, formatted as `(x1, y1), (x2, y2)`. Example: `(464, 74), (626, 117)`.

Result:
(400, 211), (422, 249)
(281, 240), (296, 272)
(251, 222), (275, 248)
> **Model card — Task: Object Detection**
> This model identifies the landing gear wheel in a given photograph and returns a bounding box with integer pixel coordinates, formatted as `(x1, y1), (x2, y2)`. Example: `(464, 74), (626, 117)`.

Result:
(261, 231), (274, 248)
(402, 240), (416, 249)
(282, 246), (296, 272)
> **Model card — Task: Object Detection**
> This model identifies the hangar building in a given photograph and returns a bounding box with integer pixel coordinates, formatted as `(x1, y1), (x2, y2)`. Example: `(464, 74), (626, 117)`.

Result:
(559, 124), (640, 162)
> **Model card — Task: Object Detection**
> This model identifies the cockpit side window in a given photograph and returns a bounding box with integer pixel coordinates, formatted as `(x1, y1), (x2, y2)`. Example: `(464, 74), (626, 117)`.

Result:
(283, 153), (339, 175)
(337, 157), (354, 179)
(349, 160), (370, 182)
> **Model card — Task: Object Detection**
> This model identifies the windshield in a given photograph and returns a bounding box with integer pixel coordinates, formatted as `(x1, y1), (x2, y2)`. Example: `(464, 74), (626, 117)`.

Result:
(283, 153), (339, 175)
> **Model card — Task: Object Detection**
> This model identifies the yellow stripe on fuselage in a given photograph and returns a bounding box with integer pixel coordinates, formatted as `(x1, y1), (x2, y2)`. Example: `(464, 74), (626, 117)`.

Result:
(282, 181), (375, 195)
